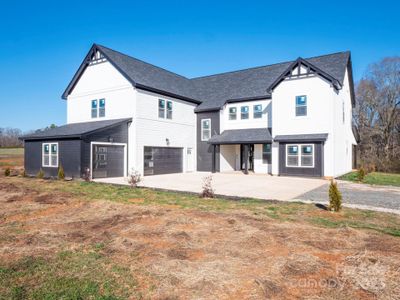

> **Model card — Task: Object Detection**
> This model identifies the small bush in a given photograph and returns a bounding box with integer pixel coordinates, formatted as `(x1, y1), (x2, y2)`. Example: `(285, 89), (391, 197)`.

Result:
(21, 169), (26, 177)
(357, 167), (366, 182)
(58, 164), (65, 180)
(128, 169), (141, 187)
(83, 167), (91, 182)
(4, 168), (11, 177)
(37, 168), (44, 179)
(201, 175), (215, 198)
(328, 180), (342, 212)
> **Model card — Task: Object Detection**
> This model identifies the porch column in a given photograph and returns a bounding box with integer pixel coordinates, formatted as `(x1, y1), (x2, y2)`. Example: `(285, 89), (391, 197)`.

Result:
(244, 144), (249, 175)
(212, 144), (216, 173)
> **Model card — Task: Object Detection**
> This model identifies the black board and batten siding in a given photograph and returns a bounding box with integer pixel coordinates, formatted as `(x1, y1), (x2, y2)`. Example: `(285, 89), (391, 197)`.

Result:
(278, 142), (324, 177)
(24, 139), (82, 178)
(24, 122), (130, 179)
(196, 111), (220, 172)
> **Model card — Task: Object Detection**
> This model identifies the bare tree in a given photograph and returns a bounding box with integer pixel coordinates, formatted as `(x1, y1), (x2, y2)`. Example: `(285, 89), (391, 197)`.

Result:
(0, 127), (23, 147)
(353, 57), (400, 172)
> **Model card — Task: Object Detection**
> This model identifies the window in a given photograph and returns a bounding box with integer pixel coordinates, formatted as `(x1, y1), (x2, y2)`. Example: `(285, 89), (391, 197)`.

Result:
(254, 104), (262, 119)
(201, 119), (211, 141)
(262, 144), (272, 164)
(295, 95), (307, 116)
(91, 100), (98, 118)
(229, 107), (237, 120)
(99, 98), (106, 117)
(91, 99), (105, 118)
(42, 143), (58, 167)
(286, 144), (314, 168)
(166, 100), (173, 119)
(158, 99), (165, 118)
(342, 101), (345, 124)
(241, 106), (249, 119)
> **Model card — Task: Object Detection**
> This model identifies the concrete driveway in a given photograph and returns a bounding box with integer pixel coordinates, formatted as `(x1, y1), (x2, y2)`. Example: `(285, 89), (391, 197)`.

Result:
(97, 172), (327, 201)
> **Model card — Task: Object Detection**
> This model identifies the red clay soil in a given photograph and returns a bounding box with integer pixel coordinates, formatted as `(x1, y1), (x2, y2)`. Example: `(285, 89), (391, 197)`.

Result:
(0, 179), (399, 299)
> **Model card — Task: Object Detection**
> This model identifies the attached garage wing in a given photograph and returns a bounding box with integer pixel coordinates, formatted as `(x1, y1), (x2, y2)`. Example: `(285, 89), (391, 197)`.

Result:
(144, 147), (183, 176)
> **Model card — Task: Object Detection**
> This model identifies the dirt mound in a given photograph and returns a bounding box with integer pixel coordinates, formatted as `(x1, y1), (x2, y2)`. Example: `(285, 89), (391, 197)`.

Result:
(34, 194), (67, 204)
(282, 253), (325, 276)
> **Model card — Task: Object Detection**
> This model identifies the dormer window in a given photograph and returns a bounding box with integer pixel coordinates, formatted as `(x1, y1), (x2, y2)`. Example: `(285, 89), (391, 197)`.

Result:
(295, 95), (307, 117)
(241, 106), (249, 119)
(229, 107), (237, 120)
(253, 104), (262, 118)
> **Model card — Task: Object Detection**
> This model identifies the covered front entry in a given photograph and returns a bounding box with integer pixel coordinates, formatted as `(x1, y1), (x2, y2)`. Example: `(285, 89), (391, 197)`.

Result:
(208, 128), (273, 175)
(144, 146), (183, 176)
(92, 144), (126, 179)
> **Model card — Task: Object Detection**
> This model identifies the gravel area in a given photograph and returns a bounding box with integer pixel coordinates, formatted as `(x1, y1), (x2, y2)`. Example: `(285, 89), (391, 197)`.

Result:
(297, 180), (400, 212)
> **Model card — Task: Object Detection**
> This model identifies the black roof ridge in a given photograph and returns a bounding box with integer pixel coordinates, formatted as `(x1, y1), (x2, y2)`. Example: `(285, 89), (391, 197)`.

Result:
(190, 50), (350, 80)
(95, 44), (191, 80)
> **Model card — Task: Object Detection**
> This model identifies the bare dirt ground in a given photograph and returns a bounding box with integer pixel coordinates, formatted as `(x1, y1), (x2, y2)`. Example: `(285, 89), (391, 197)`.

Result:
(0, 177), (400, 299)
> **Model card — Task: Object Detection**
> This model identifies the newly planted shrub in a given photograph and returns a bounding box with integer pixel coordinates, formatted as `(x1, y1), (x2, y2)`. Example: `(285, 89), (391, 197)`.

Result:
(21, 169), (26, 177)
(128, 169), (142, 187)
(4, 168), (11, 177)
(58, 164), (65, 180)
(201, 175), (215, 198)
(328, 180), (342, 212)
(37, 168), (44, 179)
(83, 167), (91, 182)
(357, 167), (366, 182)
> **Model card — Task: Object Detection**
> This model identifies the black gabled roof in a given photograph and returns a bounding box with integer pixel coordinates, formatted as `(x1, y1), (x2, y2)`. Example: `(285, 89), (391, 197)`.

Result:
(21, 118), (131, 141)
(62, 44), (353, 111)
(208, 128), (272, 145)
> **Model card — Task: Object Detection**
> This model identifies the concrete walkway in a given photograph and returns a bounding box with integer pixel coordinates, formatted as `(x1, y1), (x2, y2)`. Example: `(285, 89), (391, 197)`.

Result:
(95, 172), (327, 201)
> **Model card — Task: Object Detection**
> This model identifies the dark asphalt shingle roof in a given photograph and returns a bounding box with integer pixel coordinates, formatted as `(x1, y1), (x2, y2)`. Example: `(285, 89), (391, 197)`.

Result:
(274, 133), (329, 142)
(64, 44), (351, 112)
(208, 128), (273, 144)
(21, 118), (131, 140)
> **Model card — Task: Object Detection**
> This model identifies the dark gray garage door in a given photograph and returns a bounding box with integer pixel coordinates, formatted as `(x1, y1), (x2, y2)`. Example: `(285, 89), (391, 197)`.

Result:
(144, 146), (183, 176)
(92, 144), (125, 178)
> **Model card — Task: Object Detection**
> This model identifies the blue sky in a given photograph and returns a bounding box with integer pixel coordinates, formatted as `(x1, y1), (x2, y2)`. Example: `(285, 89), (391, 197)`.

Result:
(1, 0), (399, 132)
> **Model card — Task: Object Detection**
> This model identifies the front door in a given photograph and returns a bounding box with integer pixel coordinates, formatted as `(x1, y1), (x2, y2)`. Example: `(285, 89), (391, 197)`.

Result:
(240, 144), (254, 171)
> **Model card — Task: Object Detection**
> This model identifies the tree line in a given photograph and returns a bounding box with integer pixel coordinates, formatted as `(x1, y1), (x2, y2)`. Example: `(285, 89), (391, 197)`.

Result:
(0, 124), (57, 148)
(353, 57), (400, 173)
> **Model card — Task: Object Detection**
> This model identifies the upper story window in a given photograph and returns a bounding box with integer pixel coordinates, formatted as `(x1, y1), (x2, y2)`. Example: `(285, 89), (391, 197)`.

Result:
(99, 99), (106, 117)
(91, 100), (98, 118)
(262, 144), (272, 164)
(253, 104), (262, 119)
(286, 144), (314, 168)
(91, 99), (106, 118)
(295, 95), (307, 117)
(159, 99), (173, 119)
(342, 100), (345, 124)
(201, 119), (211, 141)
(241, 106), (249, 119)
(166, 101), (173, 119)
(42, 143), (58, 168)
(158, 99), (165, 118)
(229, 107), (237, 120)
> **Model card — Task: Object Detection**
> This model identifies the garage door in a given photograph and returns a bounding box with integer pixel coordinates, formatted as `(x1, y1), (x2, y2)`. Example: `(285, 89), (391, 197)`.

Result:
(92, 144), (125, 178)
(144, 146), (183, 176)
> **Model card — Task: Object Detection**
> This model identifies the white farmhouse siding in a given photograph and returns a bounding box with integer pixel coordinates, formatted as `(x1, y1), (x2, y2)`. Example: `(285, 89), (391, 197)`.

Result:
(220, 145), (237, 171)
(271, 75), (335, 176)
(332, 69), (356, 177)
(221, 100), (271, 130)
(67, 61), (135, 124)
(134, 89), (197, 175)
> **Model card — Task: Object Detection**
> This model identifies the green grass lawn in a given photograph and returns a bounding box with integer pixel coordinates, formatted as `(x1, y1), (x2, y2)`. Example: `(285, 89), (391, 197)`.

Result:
(340, 171), (400, 187)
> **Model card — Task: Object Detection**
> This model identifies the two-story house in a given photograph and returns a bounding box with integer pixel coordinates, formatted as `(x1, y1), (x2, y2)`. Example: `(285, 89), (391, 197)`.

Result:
(22, 44), (356, 179)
